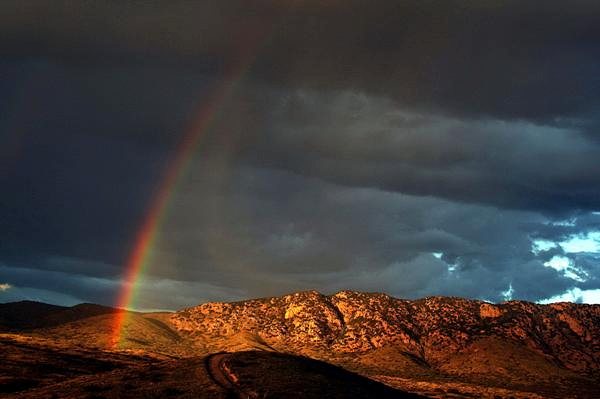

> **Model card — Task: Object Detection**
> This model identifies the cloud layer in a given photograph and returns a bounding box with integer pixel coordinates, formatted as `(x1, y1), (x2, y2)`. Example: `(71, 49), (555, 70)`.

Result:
(1, 1), (599, 308)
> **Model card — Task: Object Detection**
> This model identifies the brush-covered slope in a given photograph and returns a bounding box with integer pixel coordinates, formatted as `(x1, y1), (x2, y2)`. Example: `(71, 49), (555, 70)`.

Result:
(5, 350), (424, 399)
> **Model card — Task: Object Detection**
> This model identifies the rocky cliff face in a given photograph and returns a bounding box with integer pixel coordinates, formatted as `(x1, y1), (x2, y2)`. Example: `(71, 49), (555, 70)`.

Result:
(171, 290), (600, 374)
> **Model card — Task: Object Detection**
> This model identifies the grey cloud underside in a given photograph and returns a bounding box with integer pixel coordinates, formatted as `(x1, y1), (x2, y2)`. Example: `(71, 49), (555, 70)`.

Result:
(130, 164), (597, 304)
(1, 1), (600, 308)
(235, 88), (600, 213)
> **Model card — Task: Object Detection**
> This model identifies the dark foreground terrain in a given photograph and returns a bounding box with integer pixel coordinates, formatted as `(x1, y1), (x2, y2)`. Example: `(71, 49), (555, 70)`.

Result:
(0, 335), (422, 398)
(1, 292), (599, 398)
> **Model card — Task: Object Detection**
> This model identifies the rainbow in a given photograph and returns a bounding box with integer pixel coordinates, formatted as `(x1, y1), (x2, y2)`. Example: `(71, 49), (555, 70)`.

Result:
(110, 19), (279, 347)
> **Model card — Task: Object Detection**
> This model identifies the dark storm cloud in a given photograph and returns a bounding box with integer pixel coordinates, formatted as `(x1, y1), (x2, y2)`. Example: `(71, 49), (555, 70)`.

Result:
(2, 149), (598, 307)
(0, 127), (169, 265)
(0, 263), (118, 305)
(0, 59), (219, 268)
(1, 1), (599, 120)
(2, 1), (599, 215)
(2, 1), (600, 308)
(129, 163), (588, 304)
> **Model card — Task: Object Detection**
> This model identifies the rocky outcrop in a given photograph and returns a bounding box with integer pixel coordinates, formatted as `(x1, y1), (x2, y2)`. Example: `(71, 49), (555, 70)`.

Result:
(172, 291), (344, 348)
(171, 291), (600, 374)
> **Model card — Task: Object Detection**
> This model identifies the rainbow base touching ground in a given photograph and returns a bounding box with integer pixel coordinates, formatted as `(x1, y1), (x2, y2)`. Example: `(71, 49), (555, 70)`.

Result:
(110, 16), (280, 348)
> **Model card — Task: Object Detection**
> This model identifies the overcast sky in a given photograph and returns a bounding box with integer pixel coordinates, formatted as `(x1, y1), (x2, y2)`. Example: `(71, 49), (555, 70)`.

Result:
(1, 1), (600, 309)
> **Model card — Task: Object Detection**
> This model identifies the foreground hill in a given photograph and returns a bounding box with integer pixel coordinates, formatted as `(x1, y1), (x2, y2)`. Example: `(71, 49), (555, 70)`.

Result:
(1, 291), (599, 398)
(1, 336), (422, 399)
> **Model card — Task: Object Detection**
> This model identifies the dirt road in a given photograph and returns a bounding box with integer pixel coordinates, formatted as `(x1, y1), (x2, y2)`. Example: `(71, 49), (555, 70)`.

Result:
(205, 352), (257, 399)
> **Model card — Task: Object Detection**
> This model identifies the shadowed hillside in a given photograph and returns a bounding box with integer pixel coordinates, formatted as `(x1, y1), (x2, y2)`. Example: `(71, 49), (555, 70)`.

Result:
(0, 301), (117, 330)
(1, 339), (424, 399)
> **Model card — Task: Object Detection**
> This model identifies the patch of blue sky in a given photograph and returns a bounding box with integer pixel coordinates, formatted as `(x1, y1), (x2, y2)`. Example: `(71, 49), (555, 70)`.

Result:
(544, 255), (588, 282)
(501, 283), (514, 301)
(531, 239), (557, 255)
(538, 288), (600, 304)
(431, 252), (457, 272)
(559, 231), (600, 253)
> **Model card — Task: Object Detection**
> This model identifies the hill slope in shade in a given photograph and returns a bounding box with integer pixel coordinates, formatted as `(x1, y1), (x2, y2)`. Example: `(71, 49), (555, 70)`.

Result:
(0, 301), (118, 330)
(1, 291), (599, 398)
(0, 337), (423, 399)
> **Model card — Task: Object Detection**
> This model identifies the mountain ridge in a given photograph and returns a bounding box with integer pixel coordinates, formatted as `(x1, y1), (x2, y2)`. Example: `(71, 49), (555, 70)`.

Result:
(171, 290), (600, 373)
(2, 291), (599, 398)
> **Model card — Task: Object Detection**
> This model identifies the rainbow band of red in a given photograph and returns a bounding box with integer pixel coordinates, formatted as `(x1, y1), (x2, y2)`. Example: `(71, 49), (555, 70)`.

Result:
(110, 18), (279, 347)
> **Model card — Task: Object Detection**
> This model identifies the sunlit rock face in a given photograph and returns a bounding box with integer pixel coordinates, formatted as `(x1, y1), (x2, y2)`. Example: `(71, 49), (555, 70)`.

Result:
(171, 291), (344, 348)
(171, 291), (600, 373)
(479, 303), (503, 318)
